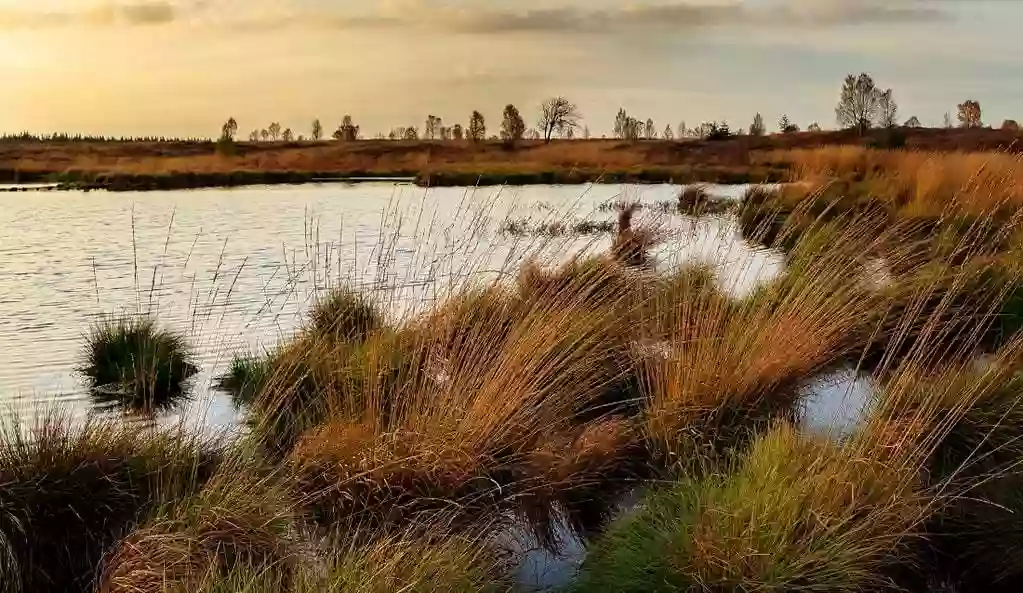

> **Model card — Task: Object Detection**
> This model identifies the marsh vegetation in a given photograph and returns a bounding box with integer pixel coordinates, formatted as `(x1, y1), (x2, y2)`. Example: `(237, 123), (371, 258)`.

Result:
(5, 148), (1023, 592)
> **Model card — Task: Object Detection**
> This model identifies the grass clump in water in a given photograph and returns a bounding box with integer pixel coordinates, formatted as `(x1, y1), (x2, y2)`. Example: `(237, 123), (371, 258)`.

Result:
(216, 354), (272, 408)
(82, 315), (198, 411)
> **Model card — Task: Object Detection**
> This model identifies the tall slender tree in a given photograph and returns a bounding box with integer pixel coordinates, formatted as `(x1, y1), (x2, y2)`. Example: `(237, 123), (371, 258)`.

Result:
(220, 117), (238, 141)
(500, 104), (526, 145)
(749, 113), (765, 136)
(468, 111), (486, 142)
(311, 119), (323, 141)
(878, 89), (898, 128)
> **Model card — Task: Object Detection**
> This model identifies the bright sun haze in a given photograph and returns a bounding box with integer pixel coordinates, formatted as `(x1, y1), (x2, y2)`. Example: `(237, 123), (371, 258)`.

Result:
(0, 0), (1021, 137)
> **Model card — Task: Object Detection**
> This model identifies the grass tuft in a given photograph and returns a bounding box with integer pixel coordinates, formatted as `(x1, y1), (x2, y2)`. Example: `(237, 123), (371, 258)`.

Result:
(82, 315), (198, 411)
(0, 414), (221, 593)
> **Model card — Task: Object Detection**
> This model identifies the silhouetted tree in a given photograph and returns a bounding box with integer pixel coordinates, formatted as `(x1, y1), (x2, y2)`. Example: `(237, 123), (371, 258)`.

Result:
(749, 113), (765, 136)
(583, 126), (591, 139)
(221, 117), (238, 141)
(311, 119), (323, 141)
(663, 125), (674, 140)
(614, 109), (629, 139)
(643, 118), (655, 140)
(282, 128), (294, 142)
(425, 115), (443, 140)
(957, 100), (983, 128)
(778, 114), (794, 133)
(704, 121), (731, 140)
(807, 122), (822, 133)
(468, 111), (486, 142)
(677, 121), (687, 139)
(260, 129), (269, 142)
(248, 130), (260, 142)
(537, 97), (580, 143)
(333, 115), (360, 141)
(905, 116), (921, 128)
(836, 73), (880, 134)
(452, 124), (464, 140)
(1002, 119), (1020, 131)
(404, 127), (419, 140)
(878, 89), (898, 128)
(500, 104), (526, 145)
(268, 122), (281, 141)
(944, 112), (953, 128)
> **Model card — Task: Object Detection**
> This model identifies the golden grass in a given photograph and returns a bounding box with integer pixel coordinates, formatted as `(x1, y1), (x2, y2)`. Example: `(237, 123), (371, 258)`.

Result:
(768, 146), (1023, 216)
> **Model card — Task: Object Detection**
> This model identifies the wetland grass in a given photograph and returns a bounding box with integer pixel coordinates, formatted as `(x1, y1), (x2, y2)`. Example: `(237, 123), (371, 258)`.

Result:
(82, 316), (198, 412)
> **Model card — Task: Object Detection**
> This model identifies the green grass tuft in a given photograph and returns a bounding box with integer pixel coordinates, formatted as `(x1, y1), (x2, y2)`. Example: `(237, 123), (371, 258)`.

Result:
(82, 315), (198, 411)
(309, 288), (383, 342)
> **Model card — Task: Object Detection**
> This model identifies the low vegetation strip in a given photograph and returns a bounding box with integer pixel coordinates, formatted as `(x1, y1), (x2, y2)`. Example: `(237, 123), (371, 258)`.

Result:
(1, 126), (1021, 191)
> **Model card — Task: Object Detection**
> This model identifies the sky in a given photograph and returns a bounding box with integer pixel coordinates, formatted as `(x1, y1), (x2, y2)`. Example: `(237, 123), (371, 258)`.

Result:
(0, 0), (1021, 138)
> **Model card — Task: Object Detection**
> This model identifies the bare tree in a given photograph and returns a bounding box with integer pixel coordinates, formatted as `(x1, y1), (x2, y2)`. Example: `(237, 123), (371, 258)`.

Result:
(836, 73), (880, 134)
(282, 128), (294, 142)
(663, 125), (674, 140)
(500, 104), (526, 145)
(957, 100), (983, 128)
(468, 111), (486, 142)
(268, 122), (281, 141)
(878, 89), (898, 128)
(221, 117), (238, 141)
(904, 116), (922, 128)
(537, 97), (581, 143)
(311, 119), (323, 141)
(749, 113), (765, 136)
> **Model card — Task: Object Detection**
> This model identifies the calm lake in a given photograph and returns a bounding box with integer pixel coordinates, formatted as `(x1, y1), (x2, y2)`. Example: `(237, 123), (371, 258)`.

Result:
(0, 181), (867, 434)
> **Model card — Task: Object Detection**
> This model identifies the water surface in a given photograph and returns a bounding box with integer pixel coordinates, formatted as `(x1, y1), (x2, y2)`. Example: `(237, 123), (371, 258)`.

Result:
(0, 182), (781, 430)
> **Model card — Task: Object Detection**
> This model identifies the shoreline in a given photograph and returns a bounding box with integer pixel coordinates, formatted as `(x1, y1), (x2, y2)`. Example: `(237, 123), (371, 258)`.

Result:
(0, 166), (785, 192)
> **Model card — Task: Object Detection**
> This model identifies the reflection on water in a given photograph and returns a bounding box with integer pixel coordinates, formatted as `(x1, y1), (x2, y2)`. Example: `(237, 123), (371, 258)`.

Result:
(0, 182), (782, 430)
(801, 368), (876, 436)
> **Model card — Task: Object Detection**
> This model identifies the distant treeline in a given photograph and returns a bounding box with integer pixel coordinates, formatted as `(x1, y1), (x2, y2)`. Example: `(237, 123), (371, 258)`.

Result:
(0, 132), (214, 144)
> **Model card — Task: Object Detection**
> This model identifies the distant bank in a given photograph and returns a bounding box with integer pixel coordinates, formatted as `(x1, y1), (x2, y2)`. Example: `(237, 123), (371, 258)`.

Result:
(0, 127), (1018, 192)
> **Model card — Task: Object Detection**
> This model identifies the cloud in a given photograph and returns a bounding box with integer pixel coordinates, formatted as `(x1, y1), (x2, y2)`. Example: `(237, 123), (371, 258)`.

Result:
(0, 0), (949, 31)
(0, 2), (178, 28)
(294, 1), (950, 34)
